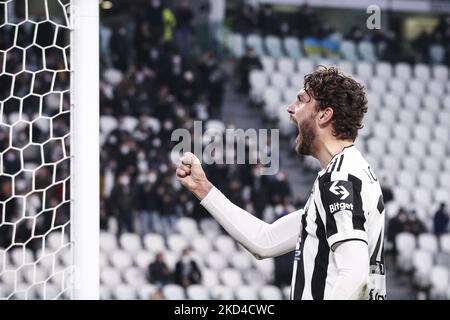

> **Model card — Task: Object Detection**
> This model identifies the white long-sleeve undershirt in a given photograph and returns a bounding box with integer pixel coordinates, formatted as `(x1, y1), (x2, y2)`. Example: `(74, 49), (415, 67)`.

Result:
(200, 187), (301, 259)
(200, 186), (369, 300)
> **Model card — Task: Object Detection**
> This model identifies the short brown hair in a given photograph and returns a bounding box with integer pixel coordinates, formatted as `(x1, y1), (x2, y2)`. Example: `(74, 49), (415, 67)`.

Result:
(303, 66), (368, 141)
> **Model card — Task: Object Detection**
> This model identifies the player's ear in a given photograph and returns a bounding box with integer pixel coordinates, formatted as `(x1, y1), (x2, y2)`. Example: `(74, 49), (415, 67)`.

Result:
(318, 107), (333, 125)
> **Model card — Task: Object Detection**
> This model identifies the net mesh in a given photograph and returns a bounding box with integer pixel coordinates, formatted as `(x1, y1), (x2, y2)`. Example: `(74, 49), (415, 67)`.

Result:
(0, 0), (72, 300)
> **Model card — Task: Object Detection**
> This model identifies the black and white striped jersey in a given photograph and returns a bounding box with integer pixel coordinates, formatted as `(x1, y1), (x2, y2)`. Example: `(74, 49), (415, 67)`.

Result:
(290, 145), (386, 300)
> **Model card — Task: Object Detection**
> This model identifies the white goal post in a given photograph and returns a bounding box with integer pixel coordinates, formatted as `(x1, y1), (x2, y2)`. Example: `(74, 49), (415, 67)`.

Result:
(0, 0), (99, 300)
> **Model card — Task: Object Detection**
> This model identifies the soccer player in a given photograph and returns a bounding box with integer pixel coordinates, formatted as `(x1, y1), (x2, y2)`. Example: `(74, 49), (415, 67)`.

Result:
(176, 67), (386, 300)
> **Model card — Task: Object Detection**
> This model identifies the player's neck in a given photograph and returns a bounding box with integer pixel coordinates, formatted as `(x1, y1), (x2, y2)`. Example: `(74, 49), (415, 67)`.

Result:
(312, 137), (354, 169)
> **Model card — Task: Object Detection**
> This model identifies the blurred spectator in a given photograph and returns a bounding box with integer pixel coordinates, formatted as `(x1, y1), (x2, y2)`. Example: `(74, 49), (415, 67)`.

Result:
(405, 210), (427, 236)
(411, 30), (432, 63)
(236, 46), (262, 94)
(174, 248), (202, 288)
(433, 203), (449, 236)
(387, 208), (409, 254)
(174, 0), (193, 54)
(380, 177), (394, 204)
(148, 252), (172, 286)
(258, 4), (277, 36)
(295, 4), (317, 38)
(162, 4), (177, 43)
(108, 172), (137, 236)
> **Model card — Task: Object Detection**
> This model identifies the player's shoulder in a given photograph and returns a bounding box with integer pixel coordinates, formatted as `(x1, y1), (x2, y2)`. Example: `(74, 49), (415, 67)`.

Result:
(319, 145), (374, 184)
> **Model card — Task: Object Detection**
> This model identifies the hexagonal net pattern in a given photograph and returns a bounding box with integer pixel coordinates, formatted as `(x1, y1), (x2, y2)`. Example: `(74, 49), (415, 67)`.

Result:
(0, 0), (73, 299)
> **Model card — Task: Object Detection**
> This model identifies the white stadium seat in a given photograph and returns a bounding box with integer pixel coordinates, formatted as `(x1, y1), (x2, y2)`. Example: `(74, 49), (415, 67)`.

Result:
(260, 285), (283, 300)
(215, 235), (236, 255)
(235, 285), (258, 300)
(110, 250), (133, 270)
(261, 56), (275, 73)
(100, 231), (118, 252)
(408, 79), (426, 95)
(283, 37), (302, 60)
(210, 286), (234, 300)
(433, 64), (449, 81)
(186, 284), (210, 300)
(143, 233), (166, 252)
(119, 233), (142, 253)
(175, 217), (198, 238)
(375, 62), (392, 79)
(163, 284), (185, 300)
(395, 232), (416, 272)
(418, 233), (439, 254)
(220, 268), (243, 288)
(191, 235), (213, 256)
(395, 63), (412, 80)
(265, 36), (283, 59)
(202, 268), (220, 287)
(278, 57), (296, 75)
(123, 267), (146, 287)
(414, 64), (431, 81)
(205, 251), (228, 271)
(113, 284), (136, 300)
(134, 250), (154, 269)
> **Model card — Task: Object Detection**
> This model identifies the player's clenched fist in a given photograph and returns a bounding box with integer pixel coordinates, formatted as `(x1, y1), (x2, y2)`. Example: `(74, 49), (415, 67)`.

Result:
(176, 152), (213, 200)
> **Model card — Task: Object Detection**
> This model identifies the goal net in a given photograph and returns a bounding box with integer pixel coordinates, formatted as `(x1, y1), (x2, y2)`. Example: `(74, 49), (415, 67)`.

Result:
(0, 0), (99, 300)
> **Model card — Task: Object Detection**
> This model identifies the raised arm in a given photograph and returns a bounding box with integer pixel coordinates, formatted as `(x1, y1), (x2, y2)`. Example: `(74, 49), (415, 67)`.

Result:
(176, 152), (301, 259)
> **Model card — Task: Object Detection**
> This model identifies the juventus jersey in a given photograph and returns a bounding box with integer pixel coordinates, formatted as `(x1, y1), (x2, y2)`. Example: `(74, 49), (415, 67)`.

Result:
(290, 145), (386, 300)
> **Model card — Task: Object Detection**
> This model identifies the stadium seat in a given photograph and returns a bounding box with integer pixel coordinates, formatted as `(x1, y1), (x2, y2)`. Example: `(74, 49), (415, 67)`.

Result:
(215, 235), (236, 255)
(100, 115), (118, 136)
(289, 74), (304, 88)
(370, 77), (386, 94)
(100, 286), (112, 300)
(220, 268), (243, 288)
(110, 250), (133, 270)
(209, 285), (234, 299)
(429, 266), (450, 299)
(261, 56), (275, 73)
(408, 79), (426, 96)
(395, 63), (412, 80)
(408, 140), (427, 158)
(297, 59), (314, 75)
(440, 234), (450, 254)
(434, 188), (450, 204)
(230, 252), (252, 271)
(340, 40), (358, 61)
(402, 158), (420, 175)
(191, 235), (212, 256)
(395, 232), (416, 272)
(358, 41), (377, 62)
(134, 250), (154, 270)
(235, 285), (258, 300)
(428, 141), (446, 158)
(375, 62), (392, 79)
(202, 268), (220, 288)
(413, 124), (431, 143)
(205, 251), (227, 271)
(246, 34), (264, 56)
(143, 233), (166, 252)
(417, 110), (436, 126)
(392, 124), (411, 142)
(119, 233), (142, 253)
(186, 284), (210, 300)
(428, 80), (445, 96)
(356, 62), (373, 80)
(396, 171), (415, 189)
(423, 95), (440, 112)
(418, 171), (437, 189)
(438, 173), (450, 188)
(397, 109), (415, 126)
(138, 284), (157, 300)
(412, 187), (432, 209)
(414, 64), (431, 81)
(283, 286), (291, 299)
(403, 95), (421, 111)
(387, 140), (406, 158)
(100, 231), (118, 252)
(376, 109), (395, 125)
(260, 285), (283, 300)
(277, 57), (296, 75)
(283, 37), (302, 59)
(412, 250), (433, 289)
(113, 284), (137, 300)
(442, 95), (450, 110)
(433, 65), (449, 81)
(228, 33), (244, 57)
(167, 234), (189, 254)
(270, 72), (289, 90)
(430, 44), (445, 64)
(418, 233), (439, 253)
(123, 267), (146, 287)
(243, 269), (268, 287)
(163, 284), (185, 300)
(337, 60), (353, 75)
(438, 111), (450, 126)
(162, 250), (178, 271)
(367, 138), (386, 157)
(265, 36), (283, 59)
(175, 217), (198, 238)
(390, 78), (406, 96)
(121, 116), (138, 132)
(101, 267), (121, 287)
(380, 155), (400, 171)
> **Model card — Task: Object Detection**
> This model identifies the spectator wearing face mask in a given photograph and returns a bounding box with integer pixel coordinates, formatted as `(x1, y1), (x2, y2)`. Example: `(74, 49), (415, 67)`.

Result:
(174, 247), (202, 288)
(109, 172), (137, 236)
